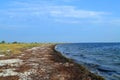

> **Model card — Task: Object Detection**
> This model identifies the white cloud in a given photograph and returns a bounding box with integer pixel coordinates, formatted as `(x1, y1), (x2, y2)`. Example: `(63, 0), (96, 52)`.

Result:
(0, 1), (119, 25)
(8, 5), (107, 19)
(1, 1), (107, 19)
(49, 6), (107, 19)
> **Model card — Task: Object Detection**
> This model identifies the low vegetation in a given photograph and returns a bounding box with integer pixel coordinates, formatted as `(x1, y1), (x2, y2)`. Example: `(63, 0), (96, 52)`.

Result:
(0, 42), (53, 55)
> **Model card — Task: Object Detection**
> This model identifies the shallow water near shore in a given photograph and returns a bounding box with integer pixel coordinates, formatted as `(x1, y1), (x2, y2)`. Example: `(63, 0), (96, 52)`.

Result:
(55, 43), (120, 80)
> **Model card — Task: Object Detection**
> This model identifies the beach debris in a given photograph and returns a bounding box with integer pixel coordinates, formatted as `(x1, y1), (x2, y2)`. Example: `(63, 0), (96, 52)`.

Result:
(0, 55), (5, 57)
(0, 59), (23, 67)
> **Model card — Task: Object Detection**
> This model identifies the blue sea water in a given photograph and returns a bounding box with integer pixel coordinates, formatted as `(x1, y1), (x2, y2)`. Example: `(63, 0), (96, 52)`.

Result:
(55, 43), (120, 80)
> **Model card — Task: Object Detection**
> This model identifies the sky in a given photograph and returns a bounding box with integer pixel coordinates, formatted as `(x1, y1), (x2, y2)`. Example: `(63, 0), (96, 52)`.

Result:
(0, 0), (120, 43)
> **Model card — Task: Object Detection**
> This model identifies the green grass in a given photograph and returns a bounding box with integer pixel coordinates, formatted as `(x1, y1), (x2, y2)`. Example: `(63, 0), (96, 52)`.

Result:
(0, 43), (53, 55)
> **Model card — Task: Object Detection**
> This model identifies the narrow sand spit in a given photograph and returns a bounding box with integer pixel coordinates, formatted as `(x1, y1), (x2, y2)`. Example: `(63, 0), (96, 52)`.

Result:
(0, 45), (104, 80)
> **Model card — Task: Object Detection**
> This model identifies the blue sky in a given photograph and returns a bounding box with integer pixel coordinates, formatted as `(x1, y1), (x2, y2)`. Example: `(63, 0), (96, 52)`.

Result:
(0, 0), (120, 42)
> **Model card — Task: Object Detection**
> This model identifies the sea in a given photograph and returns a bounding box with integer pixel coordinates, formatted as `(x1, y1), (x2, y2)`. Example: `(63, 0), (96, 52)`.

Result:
(55, 43), (120, 80)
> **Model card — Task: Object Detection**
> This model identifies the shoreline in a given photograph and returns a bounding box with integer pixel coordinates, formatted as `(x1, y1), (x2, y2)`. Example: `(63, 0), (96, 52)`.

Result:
(53, 44), (105, 80)
(0, 44), (104, 80)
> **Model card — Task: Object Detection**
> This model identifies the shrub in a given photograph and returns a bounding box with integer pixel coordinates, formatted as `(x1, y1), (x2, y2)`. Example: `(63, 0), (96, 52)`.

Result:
(0, 41), (5, 44)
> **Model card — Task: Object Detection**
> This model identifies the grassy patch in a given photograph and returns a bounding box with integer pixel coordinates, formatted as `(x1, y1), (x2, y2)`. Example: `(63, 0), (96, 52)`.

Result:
(0, 43), (53, 55)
